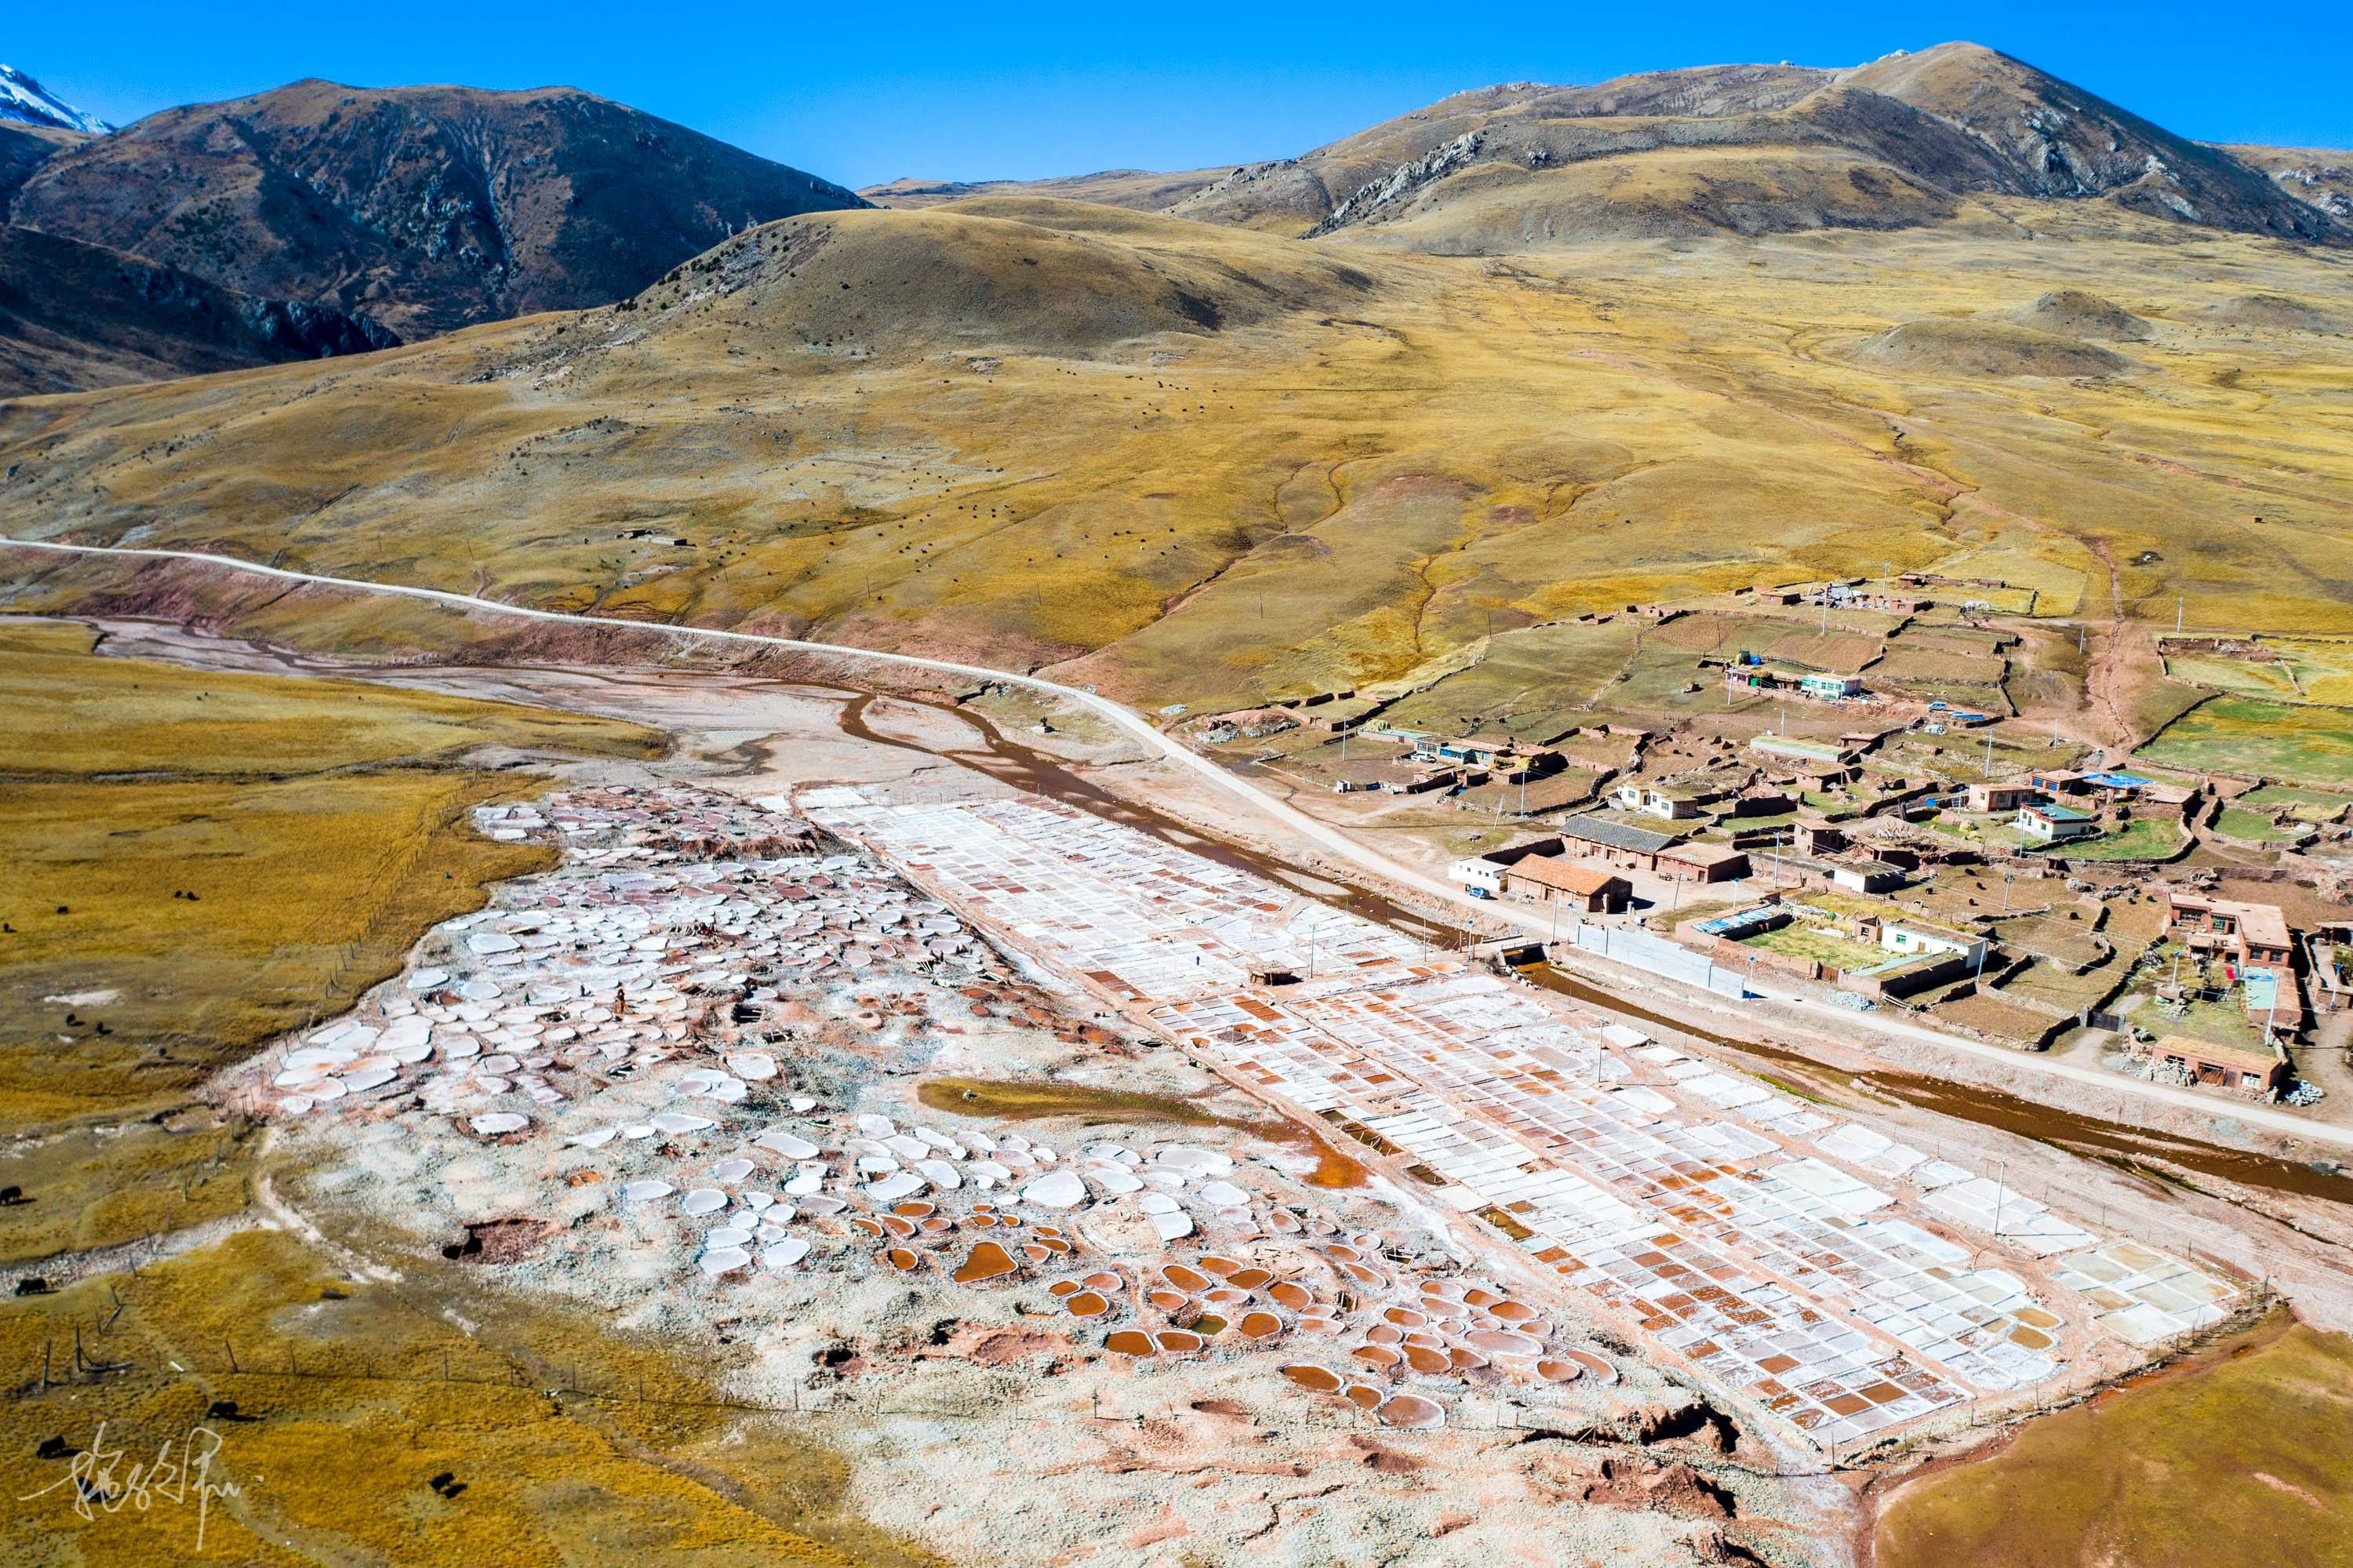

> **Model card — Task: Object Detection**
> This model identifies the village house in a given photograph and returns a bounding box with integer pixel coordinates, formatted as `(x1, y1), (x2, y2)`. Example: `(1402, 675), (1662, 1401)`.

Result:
(1611, 780), (1717, 820)
(1790, 817), (1848, 857)
(2148, 1034), (2288, 1098)
(1505, 857), (1631, 913)
(2077, 770), (2153, 802)
(1722, 664), (1864, 702)
(1832, 860), (1908, 894)
(1872, 917), (1991, 970)
(1659, 842), (1752, 884)
(2166, 891), (2294, 970)
(1557, 813), (1683, 872)
(1966, 781), (2044, 813)
(2017, 802), (2099, 844)
(2028, 766), (2088, 796)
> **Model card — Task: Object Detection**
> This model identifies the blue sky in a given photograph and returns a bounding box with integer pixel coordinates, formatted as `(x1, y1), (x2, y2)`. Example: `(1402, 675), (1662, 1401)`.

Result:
(12, 2), (2350, 187)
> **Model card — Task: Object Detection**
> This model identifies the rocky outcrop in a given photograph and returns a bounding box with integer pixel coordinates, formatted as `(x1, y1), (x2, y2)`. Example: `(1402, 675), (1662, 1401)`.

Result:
(1309, 132), (1486, 235)
(0, 224), (398, 395)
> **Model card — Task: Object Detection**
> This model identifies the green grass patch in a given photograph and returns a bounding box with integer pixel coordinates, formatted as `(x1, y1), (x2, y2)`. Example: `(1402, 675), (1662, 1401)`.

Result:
(1740, 923), (1889, 971)
(2213, 806), (2301, 843)
(2140, 696), (2353, 788)
(2053, 817), (2188, 861)
(2163, 652), (2301, 700)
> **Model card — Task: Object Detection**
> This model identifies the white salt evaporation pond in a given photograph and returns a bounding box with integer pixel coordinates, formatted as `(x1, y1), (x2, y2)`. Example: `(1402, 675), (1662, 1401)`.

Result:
(802, 788), (2238, 1453)
(250, 784), (1692, 1439)
(260, 784), (990, 1133)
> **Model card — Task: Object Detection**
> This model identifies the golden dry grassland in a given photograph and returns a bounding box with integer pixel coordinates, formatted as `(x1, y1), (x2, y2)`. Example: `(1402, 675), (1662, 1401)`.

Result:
(1875, 1313), (2353, 1568)
(0, 196), (2344, 730)
(0, 628), (947, 1566)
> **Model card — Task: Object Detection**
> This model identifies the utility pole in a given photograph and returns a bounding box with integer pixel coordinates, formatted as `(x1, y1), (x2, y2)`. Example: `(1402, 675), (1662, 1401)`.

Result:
(2177, 598), (2184, 634)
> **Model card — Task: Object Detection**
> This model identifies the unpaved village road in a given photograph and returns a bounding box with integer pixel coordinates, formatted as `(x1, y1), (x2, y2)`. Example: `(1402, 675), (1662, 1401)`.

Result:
(9, 533), (2352, 1156)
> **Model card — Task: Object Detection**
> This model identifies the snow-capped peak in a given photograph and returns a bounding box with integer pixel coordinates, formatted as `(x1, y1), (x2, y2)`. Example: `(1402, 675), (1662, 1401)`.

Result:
(0, 64), (111, 135)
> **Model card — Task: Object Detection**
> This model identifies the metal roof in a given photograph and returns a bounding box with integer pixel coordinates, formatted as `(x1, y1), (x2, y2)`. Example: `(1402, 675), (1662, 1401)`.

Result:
(1558, 814), (1679, 855)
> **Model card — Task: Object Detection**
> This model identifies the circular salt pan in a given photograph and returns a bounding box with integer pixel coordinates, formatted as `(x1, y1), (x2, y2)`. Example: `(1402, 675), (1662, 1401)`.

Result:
(680, 1188), (729, 1215)
(651, 1112), (716, 1134)
(622, 1180), (675, 1201)
(704, 1226), (754, 1248)
(726, 1052), (777, 1081)
(762, 1238), (810, 1270)
(1377, 1393), (1446, 1431)
(866, 1171), (926, 1202)
(1023, 1170), (1088, 1210)
(711, 1157), (755, 1184)
(754, 1130), (821, 1161)
(471, 1112), (528, 1135)
(1155, 1146), (1234, 1176)
(700, 1247), (750, 1276)
(407, 968), (450, 991)
(341, 1065), (398, 1092)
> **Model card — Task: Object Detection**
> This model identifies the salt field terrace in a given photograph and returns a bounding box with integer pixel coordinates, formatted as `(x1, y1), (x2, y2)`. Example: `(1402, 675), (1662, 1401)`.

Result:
(804, 789), (2238, 1453)
(246, 784), (1704, 1444)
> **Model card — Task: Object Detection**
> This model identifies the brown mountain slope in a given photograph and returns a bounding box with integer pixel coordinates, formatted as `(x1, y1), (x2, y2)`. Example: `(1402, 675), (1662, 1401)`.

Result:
(861, 168), (1231, 212)
(4, 195), (2350, 706)
(1168, 44), (2340, 249)
(0, 224), (395, 395)
(8, 78), (866, 340)
(604, 199), (1377, 361)
(0, 121), (84, 208)
(1835, 43), (2333, 239)
(2222, 144), (2353, 223)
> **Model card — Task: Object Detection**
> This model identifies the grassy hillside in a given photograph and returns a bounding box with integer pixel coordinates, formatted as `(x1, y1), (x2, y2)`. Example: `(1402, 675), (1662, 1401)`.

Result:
(2, 195), (2349, 716)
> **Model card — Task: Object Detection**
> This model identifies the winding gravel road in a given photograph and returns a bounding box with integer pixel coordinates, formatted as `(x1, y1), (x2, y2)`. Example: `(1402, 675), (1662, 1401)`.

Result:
(9, 533), (2350, 1154)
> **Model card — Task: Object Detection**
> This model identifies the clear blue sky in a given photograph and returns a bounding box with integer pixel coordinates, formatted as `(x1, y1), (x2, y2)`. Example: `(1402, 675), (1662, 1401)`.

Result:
(12, 2), (2350, 188)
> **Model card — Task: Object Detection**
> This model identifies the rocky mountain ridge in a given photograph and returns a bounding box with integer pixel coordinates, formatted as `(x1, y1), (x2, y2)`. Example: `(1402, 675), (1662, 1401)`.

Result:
(5, 78), (868, 340)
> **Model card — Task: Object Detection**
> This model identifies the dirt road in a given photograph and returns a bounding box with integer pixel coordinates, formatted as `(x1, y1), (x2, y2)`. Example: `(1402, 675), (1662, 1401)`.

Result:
(9, 534), (2352, 1156)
